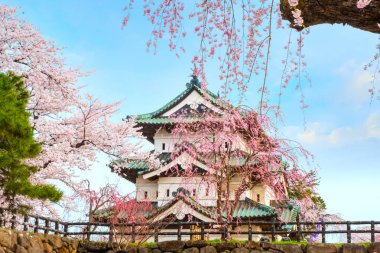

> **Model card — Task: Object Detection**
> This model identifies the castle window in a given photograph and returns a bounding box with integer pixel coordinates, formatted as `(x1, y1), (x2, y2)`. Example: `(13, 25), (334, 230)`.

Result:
(144, 191), (148, 199)
(192, 189), (196, 196)
(205, 187), (209, 197)
(256, 194), (260, 202)
(162, 143), (166, 150)
(156, 190), (159, 198)
(166, 189), (170, 197)
(224, 142), (228, 149)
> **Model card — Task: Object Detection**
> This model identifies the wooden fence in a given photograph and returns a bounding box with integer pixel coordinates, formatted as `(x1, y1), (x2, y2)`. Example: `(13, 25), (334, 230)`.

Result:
(0, 212), (379, 243)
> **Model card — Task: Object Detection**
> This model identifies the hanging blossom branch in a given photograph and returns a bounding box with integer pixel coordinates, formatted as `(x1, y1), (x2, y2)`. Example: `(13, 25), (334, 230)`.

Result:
(123, 0), (313, 115)
(123, 0), (380, 110)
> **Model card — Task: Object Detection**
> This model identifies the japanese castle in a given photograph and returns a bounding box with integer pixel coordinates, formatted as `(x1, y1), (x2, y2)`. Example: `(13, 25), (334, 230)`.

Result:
(112, 76), (297, 240)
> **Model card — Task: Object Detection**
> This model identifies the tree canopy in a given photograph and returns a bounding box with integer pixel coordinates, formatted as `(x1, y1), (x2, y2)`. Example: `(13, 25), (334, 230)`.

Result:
(0, 4), (155, 215)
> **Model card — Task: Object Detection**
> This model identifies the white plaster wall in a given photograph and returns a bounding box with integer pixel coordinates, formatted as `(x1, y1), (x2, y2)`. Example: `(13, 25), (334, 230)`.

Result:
(155, 177), (218, 206)
(154, 128), (177, 153)
(136, 173), (274, 206)
(247, 184), (275, 205)
(136, 176), (158, 201)
(263, 185), (276, 206)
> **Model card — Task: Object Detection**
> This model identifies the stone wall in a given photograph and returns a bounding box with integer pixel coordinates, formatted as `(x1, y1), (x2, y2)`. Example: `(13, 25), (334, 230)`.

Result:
(1, 229), (380, 253)
(0, 229), (79, 253)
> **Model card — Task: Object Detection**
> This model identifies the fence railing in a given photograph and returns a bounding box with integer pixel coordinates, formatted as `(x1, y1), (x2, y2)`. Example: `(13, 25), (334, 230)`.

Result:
(0, 212), (379, 243)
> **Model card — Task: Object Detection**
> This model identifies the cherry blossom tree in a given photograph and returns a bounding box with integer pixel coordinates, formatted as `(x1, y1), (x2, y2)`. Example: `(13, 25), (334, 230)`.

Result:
(285, 168), (325, 220)
(0, 4), (154, 215)
(170, 105), (324, 223)
(82, 184), (167, 247)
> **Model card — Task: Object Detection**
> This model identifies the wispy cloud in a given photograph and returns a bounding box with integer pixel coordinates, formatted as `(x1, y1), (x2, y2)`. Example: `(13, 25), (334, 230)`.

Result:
(335, 60), (377, 106)
(344, 71), (373, 105)
(284, 113), (380, 146)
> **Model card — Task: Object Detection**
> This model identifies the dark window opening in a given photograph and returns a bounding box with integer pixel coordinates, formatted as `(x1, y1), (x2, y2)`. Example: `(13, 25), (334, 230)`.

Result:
(162, 143), (166, 150)
(166, 189), (170, 197)
(144, 191), (148, 199)
(205, 187), (209, 197)
(156, 190), (159, 198)
(224, 142), (228, 149)
(192, 189), (196, 196)
(257, 194), (260, 202)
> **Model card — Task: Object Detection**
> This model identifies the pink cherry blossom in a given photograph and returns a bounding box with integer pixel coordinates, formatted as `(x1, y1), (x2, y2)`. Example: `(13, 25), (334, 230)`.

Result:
(288, 0), (299, 7)
(292, 9), (304, 27)
(357, 0), (371, 8)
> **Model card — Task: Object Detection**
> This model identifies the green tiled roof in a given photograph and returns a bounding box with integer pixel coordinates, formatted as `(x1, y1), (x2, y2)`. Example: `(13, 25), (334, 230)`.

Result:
(135, 117), (202, 125)
(135, 117), (176, 124)
(146, 196), (277, 221)
(231, 198), (277, 218)
(112, 153), (172, 171)
(112, 159), (149, 171)
(127, 160), (150, 170)
(95, 196), (279, 222)
(134, 76), (223, 124)
(280, 203), (299, 230)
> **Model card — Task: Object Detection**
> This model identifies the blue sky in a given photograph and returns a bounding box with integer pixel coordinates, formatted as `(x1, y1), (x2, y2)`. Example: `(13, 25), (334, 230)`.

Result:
(3, 0), (380, 220)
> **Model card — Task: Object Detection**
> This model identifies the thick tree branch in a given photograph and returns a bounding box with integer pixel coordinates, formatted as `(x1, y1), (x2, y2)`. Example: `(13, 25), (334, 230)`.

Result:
(280, 0), (380, 34)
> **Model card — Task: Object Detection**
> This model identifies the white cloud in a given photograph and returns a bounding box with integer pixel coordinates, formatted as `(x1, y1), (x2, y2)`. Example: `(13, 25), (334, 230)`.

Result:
(284, 113), (380, 146)
(344, 71), (373, 104)
(335, 60), (377, 105)
(365, 113), (380, 138)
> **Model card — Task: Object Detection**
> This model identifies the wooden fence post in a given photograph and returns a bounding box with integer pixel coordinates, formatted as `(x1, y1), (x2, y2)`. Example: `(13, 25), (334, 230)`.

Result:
(177, 223), (182, 241)
(108, 223), (114, 245)
(371, 221), (375, 243)
(44, 219), (49, 235)
(0, 208), (4, 227)
(10, 215), (16, 230)
(347, 221), (351, 243)
(34, 217), (39, 233)
(64, 223), (68, 238)
(86, 223), (91, 241)
(132, 223), (136, 243)
(200, 221), (205, 240)
(321, 220), (326, 243)
(55, 221), (59, 235)
(23, 216), (29, 232)
(154, 227), (158, 243)
(248, 222), (252, 242)
(296, 215), (301, 242)
(271, 217), (276, 241)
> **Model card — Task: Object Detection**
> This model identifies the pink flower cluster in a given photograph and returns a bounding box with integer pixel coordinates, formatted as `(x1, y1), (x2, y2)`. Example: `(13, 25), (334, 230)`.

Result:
(292, 9), (304, 27)
(287, 0), (298, 7)
(357, 0), (371, 8)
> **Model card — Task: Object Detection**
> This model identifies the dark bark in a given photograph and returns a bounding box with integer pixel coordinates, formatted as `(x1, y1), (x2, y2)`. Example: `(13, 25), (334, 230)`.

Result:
(280, 0), (380, 34)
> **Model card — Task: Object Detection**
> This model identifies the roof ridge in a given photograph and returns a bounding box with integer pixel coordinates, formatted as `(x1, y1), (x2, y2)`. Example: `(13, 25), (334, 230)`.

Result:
(137, 85), (193, 120)
(132, 79), (226, 121)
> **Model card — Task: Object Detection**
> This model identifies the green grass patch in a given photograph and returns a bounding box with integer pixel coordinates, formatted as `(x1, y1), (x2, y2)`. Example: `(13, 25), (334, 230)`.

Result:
(272, 241), (308, 245)
(127, 241), (158, 248)
(206, 238), (248, 245)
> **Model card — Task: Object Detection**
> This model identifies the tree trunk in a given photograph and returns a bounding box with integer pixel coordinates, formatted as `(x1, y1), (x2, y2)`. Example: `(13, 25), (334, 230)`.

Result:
(280, 0), (380, 34)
